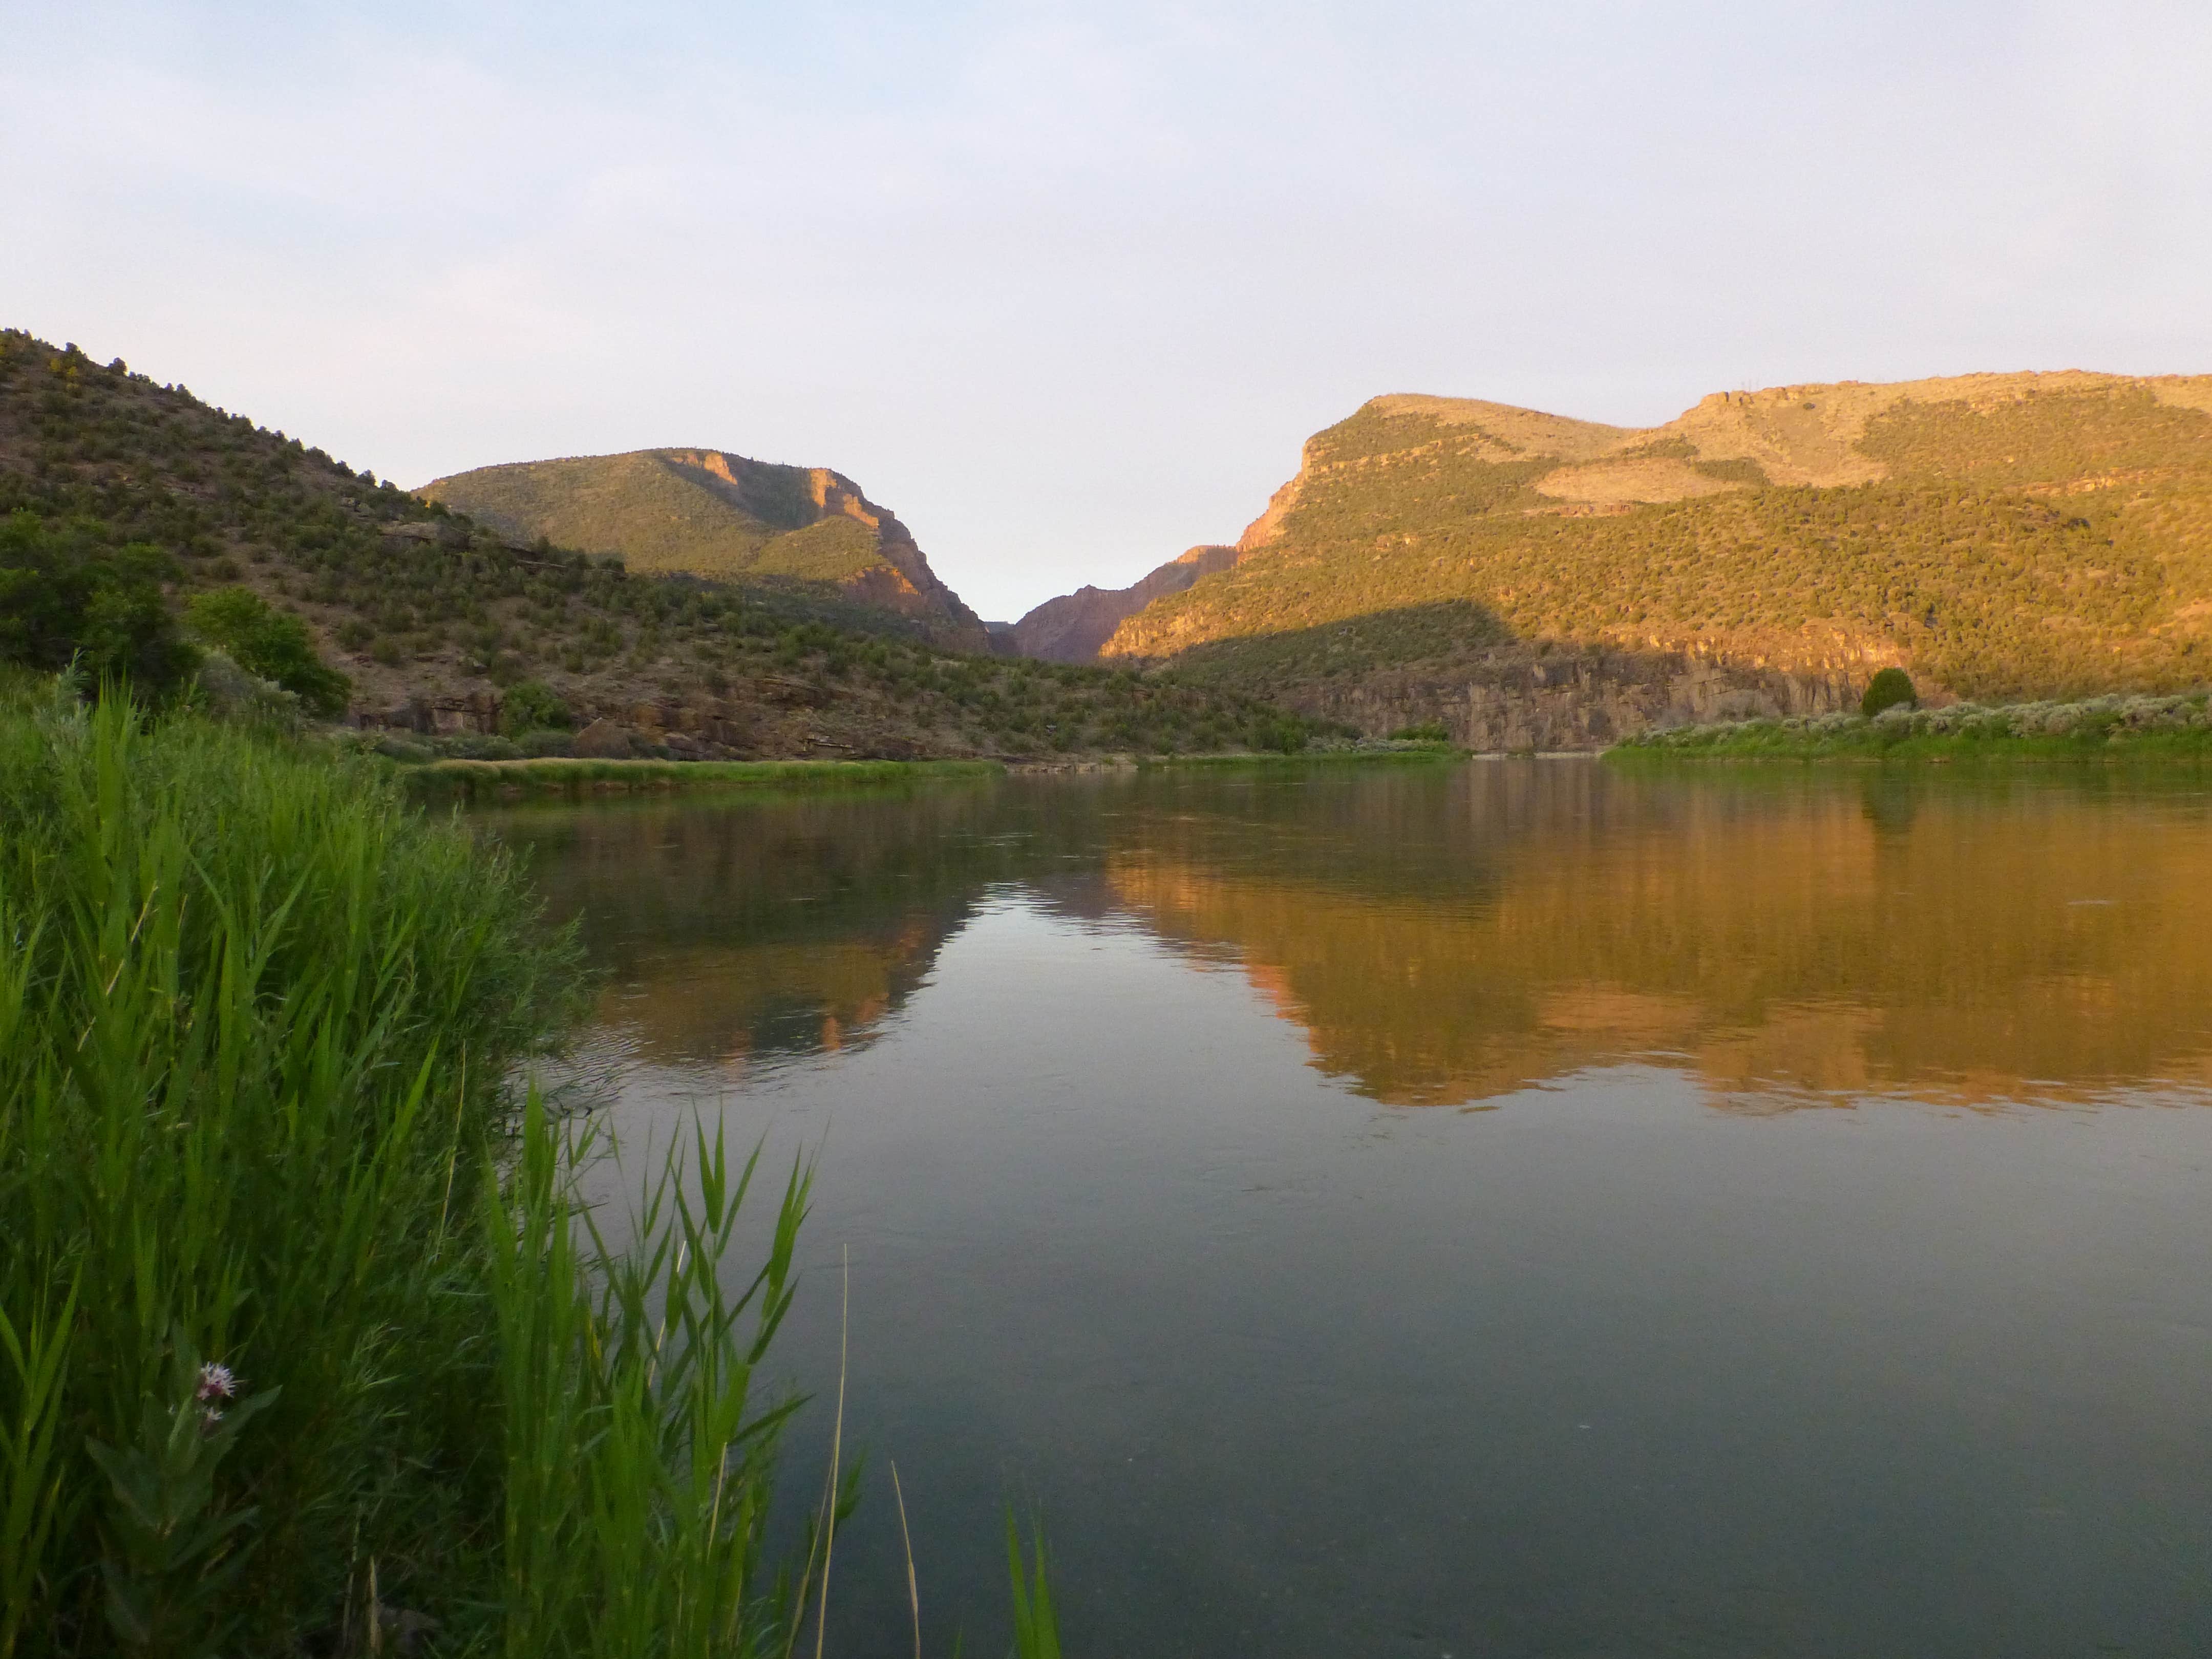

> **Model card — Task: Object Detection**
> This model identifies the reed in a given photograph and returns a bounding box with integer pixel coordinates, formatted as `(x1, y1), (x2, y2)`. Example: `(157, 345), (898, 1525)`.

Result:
(0, 683), (570, 1651)
(485, 1097), (833, 1658)
(0, 688), (830, 1654)
(0, 682), (1067, 1655)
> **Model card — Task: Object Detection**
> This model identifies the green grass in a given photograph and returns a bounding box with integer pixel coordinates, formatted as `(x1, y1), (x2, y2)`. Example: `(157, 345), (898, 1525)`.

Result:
(485, 1098), (830, 1659)
(407, 754), (1006, 800)
(0, 684), (558, 1650)
(1135, 743), (1461, 769)
(0, 686), (840, 1654)
(1607, 692), (2212, 763)
(0, 678), (1074, 1655)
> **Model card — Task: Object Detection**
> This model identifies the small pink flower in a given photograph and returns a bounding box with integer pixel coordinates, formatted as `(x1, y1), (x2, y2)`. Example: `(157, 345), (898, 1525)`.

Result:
(195, 1362), (238, 1405)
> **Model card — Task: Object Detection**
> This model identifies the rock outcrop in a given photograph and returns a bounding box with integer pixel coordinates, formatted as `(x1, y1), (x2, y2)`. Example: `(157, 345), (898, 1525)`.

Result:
(1292, 648), (1862, 751)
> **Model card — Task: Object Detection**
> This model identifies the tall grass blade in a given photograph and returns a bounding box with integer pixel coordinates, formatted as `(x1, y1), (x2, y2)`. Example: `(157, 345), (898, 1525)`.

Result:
(1006, 1510), (1062, 1659)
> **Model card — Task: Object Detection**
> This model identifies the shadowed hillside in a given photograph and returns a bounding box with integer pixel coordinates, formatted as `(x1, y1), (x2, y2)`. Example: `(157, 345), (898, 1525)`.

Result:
(422, 448), (991, 651)
(1099, 373), (2212, 745)
(0, 328), (1330, 759)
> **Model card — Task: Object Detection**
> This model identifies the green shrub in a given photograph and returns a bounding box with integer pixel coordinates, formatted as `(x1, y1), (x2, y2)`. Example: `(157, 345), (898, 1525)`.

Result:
(371, 731), (435, 762)
(1861, 666), (1918, 717)
(517, 728), (576, 758)
(0, 510), (198, 698)
(1390, 720), (1452, 743)
(439, 732), (524, 761)
(193, 648), (302, 729)
(499, 678), (571, 735)
(183, 586), (351, 716)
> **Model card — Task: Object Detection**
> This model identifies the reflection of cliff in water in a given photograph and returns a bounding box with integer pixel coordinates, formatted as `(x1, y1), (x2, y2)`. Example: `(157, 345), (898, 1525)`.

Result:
(489, 765), (2212, 1110)
(1098, 768), (2212, 1109)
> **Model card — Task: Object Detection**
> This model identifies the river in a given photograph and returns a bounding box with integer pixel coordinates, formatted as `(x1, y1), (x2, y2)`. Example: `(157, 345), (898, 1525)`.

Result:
(487, 759), (2212, 1657)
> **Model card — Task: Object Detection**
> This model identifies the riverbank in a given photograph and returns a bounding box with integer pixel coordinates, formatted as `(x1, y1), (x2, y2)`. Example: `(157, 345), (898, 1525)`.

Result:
(1135, 741), (1461, 770)
(394, 744), (1466, 798)
(0, 687), (873, 1655)
(401, 752), (1005, 800)
(1608, 692), (2212, 763)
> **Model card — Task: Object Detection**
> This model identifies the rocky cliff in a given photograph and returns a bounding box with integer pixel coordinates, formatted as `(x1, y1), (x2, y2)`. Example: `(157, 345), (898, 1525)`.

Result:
(1010, 544), (1240, 663)
(1299, 646), (1860, 751)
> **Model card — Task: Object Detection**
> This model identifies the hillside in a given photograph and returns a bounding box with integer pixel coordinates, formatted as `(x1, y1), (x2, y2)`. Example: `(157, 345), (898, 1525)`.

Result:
(422, 448), (992, 652)
(1010, 543), (1239, 662)
(0, 329), (1328, 759)
(1099, 373), (2212, 746)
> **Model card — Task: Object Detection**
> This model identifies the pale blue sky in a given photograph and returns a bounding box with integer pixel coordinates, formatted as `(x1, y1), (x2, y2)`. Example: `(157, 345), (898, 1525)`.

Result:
(5, 2), (2208, 619)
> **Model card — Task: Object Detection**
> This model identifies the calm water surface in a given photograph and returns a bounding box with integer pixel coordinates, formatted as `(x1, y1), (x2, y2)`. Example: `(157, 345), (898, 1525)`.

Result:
(487, 761), (2212, 1657)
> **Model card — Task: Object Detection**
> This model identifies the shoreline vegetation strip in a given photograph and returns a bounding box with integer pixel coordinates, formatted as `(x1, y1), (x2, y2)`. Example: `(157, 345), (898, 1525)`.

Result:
(396, 743), (1467, 798)
(1133, 742), (1461, 768)
(0, 679), (1059, 1657)
(403, 754), (1006, 798)
(1605, 691), (2212, 763)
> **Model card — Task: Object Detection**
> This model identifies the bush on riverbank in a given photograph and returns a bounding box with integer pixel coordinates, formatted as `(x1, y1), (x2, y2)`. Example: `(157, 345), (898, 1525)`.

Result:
(1859, 667), (1918, 718)
(0, 687), (830, 1654)
(1611, 691), (2212, 761)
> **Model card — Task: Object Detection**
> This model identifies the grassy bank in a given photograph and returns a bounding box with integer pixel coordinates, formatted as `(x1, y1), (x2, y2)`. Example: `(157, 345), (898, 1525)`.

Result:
(395, 746), (1460, 802)
(0, 688), (863, 1656)
(400, 753), (1004, 802)
(1608, 692), (2212, 763)
(1135, 741), (1461, 770)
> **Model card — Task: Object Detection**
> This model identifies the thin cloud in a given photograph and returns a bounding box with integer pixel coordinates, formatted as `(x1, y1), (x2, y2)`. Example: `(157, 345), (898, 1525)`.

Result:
(4, 0), (2206, 618)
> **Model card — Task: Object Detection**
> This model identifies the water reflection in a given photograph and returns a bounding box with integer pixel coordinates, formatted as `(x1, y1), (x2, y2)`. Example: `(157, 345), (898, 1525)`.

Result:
(485, 765), (2212, 1659)
(490, 764), (2212, 1113)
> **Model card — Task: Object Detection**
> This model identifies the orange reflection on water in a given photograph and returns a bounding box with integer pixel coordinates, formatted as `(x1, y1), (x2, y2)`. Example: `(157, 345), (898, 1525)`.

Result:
(1103, 780), (2212, 1109)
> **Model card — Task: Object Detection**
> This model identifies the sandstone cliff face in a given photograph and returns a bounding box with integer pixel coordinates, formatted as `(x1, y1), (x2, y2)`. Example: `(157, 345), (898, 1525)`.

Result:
(1292, 648), (1862, 751)
(1010, 544), (1239, 662)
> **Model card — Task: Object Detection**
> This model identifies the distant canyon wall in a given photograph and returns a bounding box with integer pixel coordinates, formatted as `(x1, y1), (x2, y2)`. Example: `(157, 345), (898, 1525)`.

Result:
(1010, 544), (1239, 663)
